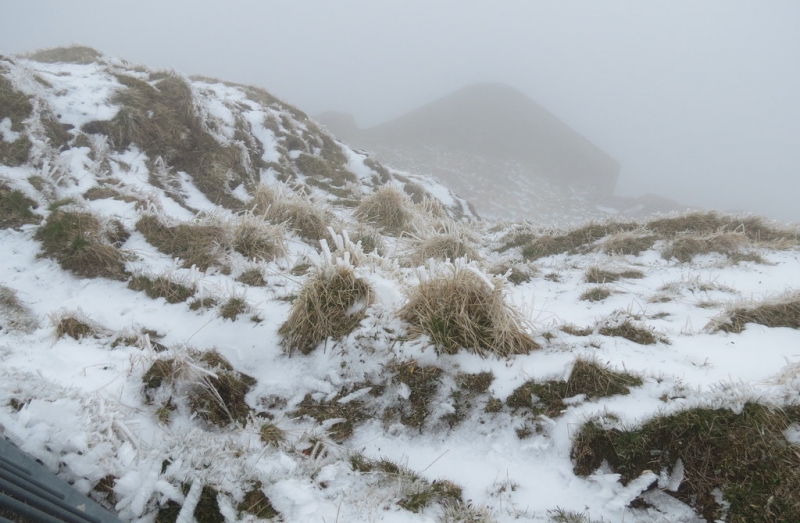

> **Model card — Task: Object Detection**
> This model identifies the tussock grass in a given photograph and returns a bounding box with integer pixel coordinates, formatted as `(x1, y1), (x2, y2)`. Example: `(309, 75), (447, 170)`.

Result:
(0, 285), (39, 333)
(0, 75), (34, 165)
(599, 231), (658, 256)
(232, 214), (286, 261)
(268, 197), (329, 242)
(572, 402), (800, 522)
(294, 152), (356, 187)
(279, 264), (371, 355)
(507, 358), (642, 417)
(355, 185), (414, 235)
(82, 73), (249, 208)
(27, 46), (102, 64)
(136, 214), (225, 271)
(408, 224), (480, 265)
(128, 274), (195, 303)
(579, 286), (612, 302)
(35, 209), (128, 279)
(0, 181), (38, 229)
(708, 290), (800, 333)
(521, 220), (638, 260)
(400, 263), (539, 357)
(584, 266), (645, 284)
(259, 423), (286, 447)
(661, 231), (748, 262)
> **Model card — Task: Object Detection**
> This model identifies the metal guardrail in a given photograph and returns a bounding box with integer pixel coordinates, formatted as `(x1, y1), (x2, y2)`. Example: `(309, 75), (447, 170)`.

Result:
(0, 437), (122, 523)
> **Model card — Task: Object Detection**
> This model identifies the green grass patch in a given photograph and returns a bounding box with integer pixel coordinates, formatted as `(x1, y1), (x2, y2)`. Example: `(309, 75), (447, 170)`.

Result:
(572, 402), (800, 522)
(507, 359), (642, 417)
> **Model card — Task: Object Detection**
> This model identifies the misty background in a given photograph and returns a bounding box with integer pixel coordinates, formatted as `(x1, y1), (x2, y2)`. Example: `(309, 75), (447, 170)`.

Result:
(2, 1), (799, 222)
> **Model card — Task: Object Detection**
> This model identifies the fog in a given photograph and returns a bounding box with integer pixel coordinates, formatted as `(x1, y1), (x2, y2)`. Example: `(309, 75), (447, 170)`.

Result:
(3, 1), (799, 222)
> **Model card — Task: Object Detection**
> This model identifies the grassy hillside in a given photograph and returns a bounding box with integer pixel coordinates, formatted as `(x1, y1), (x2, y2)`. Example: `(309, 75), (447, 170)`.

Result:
(1, 47), (800, 523)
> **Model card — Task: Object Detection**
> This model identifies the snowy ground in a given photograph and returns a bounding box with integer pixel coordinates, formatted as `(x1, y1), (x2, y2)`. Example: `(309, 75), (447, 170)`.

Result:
(1, 51), (800, 523)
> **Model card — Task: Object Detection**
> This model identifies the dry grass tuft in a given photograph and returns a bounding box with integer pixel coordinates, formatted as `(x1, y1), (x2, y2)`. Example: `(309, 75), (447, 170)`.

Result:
(355, 185), (414, 235)
(579, 286), (612, 302)
(269, 197), (329, 242)
(259, 423), (286, 447)
(708, 291), (800, 333)
(0, 182), (38, 229)
(596, 311), (667, 345)
(488, 262), (537, 285)
(236, 268), (266, 287)
(231, 213), (286, 261)
(291, 386), (373, 442)
(128, 274), (195, 303)
(408, 224), (480, 265)
(142, 349), (256, 427)
(661, 231), (748, 262)
(584, 266), (645, 284)
(507, 358), (642, 417)
(219, 296), (249, 321)
(35, 209), (128, 279)
(520, 220), (638, 260)
(136, 214), (225, 271)
(599, 231), (658, 256)
(52, 311), (98, 340)
(400, 262), (539, 357)
(572, 402), (800, 522)
(26, 46), (102, 64)
(279, 263), (371, 355)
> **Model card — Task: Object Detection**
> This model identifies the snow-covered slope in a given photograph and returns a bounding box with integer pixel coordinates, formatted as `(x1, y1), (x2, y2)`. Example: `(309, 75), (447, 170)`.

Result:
(2, 48), (800, 523)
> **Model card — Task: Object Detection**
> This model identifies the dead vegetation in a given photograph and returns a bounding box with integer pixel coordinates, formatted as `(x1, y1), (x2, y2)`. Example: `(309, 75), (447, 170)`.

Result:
(408, 223), (480, 265)
(141, 349), (256, 427)
(661, 231), (748, 262)
(384, 360), (444, 429)
(291, 386), (374, 442)
(572, 402), (800, 522)
(279, 264), (371, 355)
(507, 358), (642, 418)
(35, 209), (128, 279)
(400, 263), (539, 357)
(52, 311), (100, 340)
(128, 274), (195, 303)
(708, 290), (800, 333)
(355, 185), (414, 235)
(237, 482), (280, 520)
(584, 266), (644, 284)
(348, 454), (464, 513)
(26, 45), (103, 64)
(579, 286), (612, 302)
(136, 214), (225, 271)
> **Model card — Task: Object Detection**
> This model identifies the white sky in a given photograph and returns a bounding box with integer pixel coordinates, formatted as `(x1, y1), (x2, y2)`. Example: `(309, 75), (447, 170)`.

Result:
(2, 1), (799, 221)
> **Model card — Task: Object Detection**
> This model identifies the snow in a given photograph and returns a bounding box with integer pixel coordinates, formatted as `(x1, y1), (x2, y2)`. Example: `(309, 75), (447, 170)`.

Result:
(1, 54), (799, 523)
